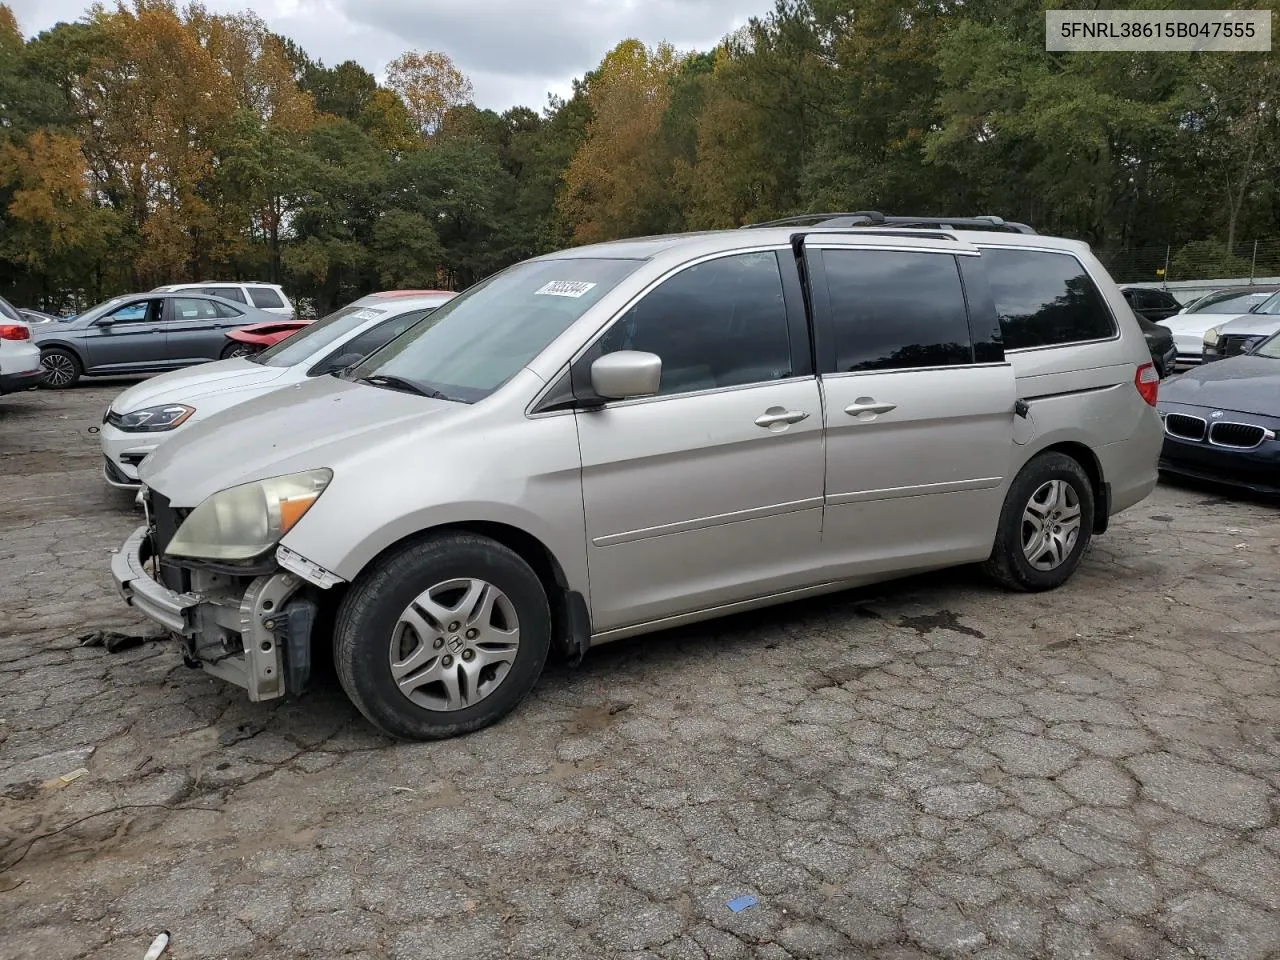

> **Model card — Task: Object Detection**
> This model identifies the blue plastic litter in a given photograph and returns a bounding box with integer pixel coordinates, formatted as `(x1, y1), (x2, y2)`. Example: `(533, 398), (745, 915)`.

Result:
(726, 895), (758, 913)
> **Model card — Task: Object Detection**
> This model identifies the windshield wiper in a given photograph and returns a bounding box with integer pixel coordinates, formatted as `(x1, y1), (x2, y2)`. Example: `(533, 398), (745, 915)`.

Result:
(357, 375), (453, 401)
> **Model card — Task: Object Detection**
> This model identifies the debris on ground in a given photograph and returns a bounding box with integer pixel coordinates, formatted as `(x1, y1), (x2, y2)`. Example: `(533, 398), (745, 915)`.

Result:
(726, 895), (758, 913)
(78, 630), (151, 653)
(218, 722), (266, 747)
(142, 930), (170, 959)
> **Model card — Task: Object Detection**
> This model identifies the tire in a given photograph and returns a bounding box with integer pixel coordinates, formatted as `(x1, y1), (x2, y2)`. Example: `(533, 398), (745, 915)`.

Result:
(982, 451), (1095, 592)
(333, 533), (551, 740)
(39, 347), (82, 389)
(221, 342), (255, 360)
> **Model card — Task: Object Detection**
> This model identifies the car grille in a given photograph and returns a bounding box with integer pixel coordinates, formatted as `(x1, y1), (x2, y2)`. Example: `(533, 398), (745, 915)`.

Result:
(1220, 335), (1259, 358)
(1163, 413), (1206, 441)
(1208, 421), (1269, 449)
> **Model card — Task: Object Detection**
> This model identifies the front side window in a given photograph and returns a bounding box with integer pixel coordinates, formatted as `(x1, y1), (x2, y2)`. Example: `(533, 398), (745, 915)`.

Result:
(249, 287), (286, 309)
(822, 249), (973, 372)
(173, 297), (220, 321)
(596, 252), (793, 396)
(106, 300), (158, 324)
(982, 248), (1116, 349)
(350, 257), (644, 403)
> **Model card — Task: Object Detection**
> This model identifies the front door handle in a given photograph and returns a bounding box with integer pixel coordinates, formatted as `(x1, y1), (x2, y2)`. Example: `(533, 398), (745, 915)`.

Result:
(845, 399), (897, 416)
(755, 408), (810, 428)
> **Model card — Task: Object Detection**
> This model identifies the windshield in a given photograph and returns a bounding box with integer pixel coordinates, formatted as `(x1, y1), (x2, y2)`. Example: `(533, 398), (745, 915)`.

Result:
(1186, 291), (1272, 315)
(255, 302), (409, 368)
(76, 296), (131, 323)
(1248, 292), (1280, 316)
(1253, 331), (1280, 359)
(347, 257), (644, 403)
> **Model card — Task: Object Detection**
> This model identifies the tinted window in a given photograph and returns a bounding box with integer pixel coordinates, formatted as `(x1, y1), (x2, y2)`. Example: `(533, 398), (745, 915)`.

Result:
(249, 287), (286, 309)
(310, 308), (434, 376)
(597, 252), (792, 395)
(213, 301), (243, 319)
(821, 250), (972, 372)
(351, 258), (643, 403)
(199, 286), (246, 303)
(256, 304), (376, 368)
(173, 297), (220, 321)
(982, 249), (1116, 349)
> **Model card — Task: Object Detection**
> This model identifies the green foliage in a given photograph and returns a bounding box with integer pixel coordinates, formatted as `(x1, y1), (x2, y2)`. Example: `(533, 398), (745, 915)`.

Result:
(1, 0), (1277, 315)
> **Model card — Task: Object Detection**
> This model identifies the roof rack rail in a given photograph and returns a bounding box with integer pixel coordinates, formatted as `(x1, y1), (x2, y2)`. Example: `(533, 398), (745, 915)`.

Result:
(743, 212), (1036, 235)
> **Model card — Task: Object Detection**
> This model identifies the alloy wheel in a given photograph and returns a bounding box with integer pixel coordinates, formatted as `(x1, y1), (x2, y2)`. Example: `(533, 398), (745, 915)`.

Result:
(1021, 479), (1082, 571)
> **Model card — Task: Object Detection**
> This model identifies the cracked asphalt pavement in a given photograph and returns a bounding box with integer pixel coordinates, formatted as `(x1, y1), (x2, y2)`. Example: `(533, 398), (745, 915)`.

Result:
(2, 383), (1279, 960)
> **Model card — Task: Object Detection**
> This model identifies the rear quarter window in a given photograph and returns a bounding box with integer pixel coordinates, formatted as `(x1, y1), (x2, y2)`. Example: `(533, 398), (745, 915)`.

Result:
(249, 287), (286, 309)
(981, 248), (1117, 350)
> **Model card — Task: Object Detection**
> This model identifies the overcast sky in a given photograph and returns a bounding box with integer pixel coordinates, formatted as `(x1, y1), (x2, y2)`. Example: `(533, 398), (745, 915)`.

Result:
(9, 0), (774, 111)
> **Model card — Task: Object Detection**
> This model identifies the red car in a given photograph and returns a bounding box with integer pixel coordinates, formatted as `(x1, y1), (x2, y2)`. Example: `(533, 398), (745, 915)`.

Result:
(221, 290), (453, 358)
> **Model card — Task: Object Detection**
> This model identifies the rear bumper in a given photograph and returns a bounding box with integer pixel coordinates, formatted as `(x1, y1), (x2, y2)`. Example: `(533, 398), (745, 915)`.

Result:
(111, 524), (314, 700)
(0, 367), (43, 395)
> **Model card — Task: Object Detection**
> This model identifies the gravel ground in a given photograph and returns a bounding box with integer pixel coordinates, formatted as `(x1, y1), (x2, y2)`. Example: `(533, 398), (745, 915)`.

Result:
(1, 382), (1278, 960)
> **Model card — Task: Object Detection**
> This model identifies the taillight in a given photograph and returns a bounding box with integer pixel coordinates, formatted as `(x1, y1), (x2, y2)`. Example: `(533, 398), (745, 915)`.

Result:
(1135, 362), (1159, 407)
(0, 324), (31, 341)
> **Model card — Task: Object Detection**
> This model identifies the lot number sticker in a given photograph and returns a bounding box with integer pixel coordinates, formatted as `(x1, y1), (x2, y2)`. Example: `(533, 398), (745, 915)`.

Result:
(535, 280), (597, 298)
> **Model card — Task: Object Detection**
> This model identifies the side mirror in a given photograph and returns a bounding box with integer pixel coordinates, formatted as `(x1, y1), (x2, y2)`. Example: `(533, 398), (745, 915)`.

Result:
(95, 317), (115, 327)
(590, 350), (662, 400)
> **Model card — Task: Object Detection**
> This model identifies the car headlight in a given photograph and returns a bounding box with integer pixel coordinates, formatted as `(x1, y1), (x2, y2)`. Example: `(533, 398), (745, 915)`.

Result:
(115, 404), (195, 432)
(1202, 326), (1221, 347)
(165, 469), (332, 561)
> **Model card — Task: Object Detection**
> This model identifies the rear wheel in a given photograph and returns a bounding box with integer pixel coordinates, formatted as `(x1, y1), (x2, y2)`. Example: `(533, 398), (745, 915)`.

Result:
(983, 452), (1095, 592)
(221, 342), (256, 360)
(39, 348), (82, 389)
(333, 533), (551, 740)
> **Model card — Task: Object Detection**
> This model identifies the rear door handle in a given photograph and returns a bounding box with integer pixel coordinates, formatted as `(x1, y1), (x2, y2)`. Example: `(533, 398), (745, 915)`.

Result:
(845, 399), (897, 416)
(755, 408), (810, 428)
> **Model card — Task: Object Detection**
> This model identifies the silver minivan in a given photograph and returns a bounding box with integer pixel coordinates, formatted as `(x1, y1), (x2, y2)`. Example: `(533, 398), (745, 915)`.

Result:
(112, 216), (1162, 740)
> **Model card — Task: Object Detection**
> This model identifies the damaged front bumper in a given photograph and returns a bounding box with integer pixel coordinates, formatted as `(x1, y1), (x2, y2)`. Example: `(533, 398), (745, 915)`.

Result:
(111, 525), (320, 701)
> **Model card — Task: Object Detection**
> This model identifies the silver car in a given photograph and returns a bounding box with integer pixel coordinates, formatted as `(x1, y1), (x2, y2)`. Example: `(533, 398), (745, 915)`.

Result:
(112, 216), (1162, 740)
(32, 292), (276, 388)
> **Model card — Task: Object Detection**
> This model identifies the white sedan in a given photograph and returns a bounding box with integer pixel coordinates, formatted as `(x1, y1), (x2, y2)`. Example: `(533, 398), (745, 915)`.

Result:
(0, 296), (43, 396)
(101, 291), (453, 488)
(1158, 285), (1279, 368)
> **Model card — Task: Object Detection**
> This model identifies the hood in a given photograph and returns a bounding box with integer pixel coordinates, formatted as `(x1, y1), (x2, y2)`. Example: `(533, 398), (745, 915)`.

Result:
(1159, 355), (1280, 417)
(111, 359), (287, 413)
(1158, 313), (1221, 334)
(140, 374), (462, 506)
(1217, 313), (1280, 338)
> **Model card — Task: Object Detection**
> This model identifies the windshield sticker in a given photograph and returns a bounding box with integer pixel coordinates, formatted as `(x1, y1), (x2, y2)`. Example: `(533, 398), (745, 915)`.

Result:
(351, 307), (388, 320)
(535, 280), (597, 299)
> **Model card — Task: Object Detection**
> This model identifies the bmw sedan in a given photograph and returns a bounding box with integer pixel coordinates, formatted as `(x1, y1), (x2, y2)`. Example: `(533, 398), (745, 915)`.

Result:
(32, 292), (277, 388)
(1158, 330), (1280, 495)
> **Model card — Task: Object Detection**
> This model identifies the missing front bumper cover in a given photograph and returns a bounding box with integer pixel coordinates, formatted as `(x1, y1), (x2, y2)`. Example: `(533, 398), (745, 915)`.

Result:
(112, 524), (321, 701)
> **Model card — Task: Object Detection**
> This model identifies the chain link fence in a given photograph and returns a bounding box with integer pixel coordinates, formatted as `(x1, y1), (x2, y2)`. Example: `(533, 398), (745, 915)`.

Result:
(1100, 237), (1280, 286)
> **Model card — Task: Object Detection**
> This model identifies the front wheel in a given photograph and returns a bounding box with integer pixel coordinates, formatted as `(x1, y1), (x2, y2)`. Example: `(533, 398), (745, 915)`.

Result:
(983, 452), (1095, 592)
(333, 533), (551, 740)
(39, 348), (82, 389)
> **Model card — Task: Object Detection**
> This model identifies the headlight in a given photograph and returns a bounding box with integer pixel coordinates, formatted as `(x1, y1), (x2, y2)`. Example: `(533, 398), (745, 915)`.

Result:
(166, 469), (332, 561)
(1202, 326), (1221, 347)
(115, 404), (195, 432)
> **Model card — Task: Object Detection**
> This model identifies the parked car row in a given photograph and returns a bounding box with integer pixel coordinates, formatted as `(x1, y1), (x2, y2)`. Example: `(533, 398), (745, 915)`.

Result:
(106, 214), (1166, 741)
(101, 291), (454, 486)
(1132, 284), (1280, 369)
